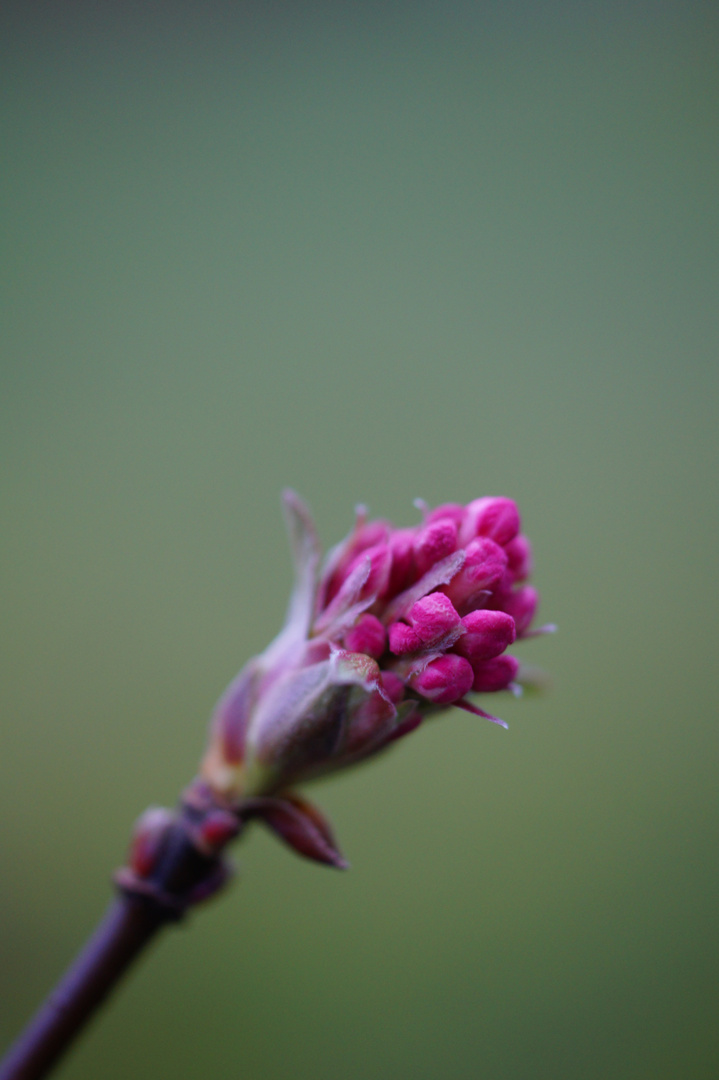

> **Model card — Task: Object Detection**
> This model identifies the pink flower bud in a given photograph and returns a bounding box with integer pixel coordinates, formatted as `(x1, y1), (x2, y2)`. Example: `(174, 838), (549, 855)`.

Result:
(459, 497), (520, 547)
(388, 593), (463, 655)
(453, 609), (516, 664)
(380, 528), (416, 599)
(471, 654), (520, 693)
(503, 585), (539, 636)
(343, 687), (400, 755)
(379, 670), (405, 704)
(413, 517), (458, 577)
(345, 543), (393, 603)
(387, 621), (420, 654)
(410, 654), (474, 704)
(442, 536), (507, 612)
(322, 518), (390, 605)
(314, 543), (392, 635)
(505, 534), (533, 581)
(343, 613), (386, 658)
(425, 502), (465, 525)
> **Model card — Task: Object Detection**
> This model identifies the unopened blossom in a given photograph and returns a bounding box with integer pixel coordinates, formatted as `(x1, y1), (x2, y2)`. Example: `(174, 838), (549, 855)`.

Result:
(200, 492), (551, 867)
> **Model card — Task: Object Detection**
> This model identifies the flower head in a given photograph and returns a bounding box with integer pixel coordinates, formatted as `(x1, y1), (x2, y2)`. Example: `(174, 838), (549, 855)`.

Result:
(201, 492), (551, 867)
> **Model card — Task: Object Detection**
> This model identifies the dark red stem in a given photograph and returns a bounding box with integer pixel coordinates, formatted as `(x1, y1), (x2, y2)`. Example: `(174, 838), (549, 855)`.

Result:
(0, 895), (168, 1080)
(0, 783), (240, 1080)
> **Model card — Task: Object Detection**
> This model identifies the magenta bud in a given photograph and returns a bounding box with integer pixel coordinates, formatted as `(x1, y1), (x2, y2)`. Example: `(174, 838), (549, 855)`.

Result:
(344, 613), (386, 658)
(380, 528), (416, 599)
(323, 520), (390, 604)
(344, 685), (400, 754)
(410, 654), (474, 704)
(346, 542), (392, 603)
(363, 543), (393, 600)
(460, 497), (520, 547)
(504, 585), (539, 635)
(353, 520), (391, 552)
(442, 536), (507, 612)
(388, 593), (463, 655)
(471, 653), (520, 693)
(380, 670), (406, 705)
(413, 517), (458, 577)
(387, 620), (421, 654)
(425, 502), (466, 525)
(505, 534), (533, 581)
(453, 609), (516, 664)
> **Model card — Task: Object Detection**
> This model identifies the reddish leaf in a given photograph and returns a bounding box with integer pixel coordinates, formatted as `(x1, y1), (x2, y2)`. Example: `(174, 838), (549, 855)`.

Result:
(242, 793), (349, 869)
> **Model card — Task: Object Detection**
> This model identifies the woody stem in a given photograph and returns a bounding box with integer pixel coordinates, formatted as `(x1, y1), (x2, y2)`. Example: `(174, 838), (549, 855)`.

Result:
(0, 784), (239, 1080)
(0, 894), (169, 1080)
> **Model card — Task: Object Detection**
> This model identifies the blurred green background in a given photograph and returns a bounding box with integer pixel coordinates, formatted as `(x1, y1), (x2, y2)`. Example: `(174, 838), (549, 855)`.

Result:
(1, 3), (717, 1078)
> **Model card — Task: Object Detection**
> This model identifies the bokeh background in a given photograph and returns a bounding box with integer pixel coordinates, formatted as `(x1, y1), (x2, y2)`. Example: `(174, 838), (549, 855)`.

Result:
(1, 3), (717, 1078)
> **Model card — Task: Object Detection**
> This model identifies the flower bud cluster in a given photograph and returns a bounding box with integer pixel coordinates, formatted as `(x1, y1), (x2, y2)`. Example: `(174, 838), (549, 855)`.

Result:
(200, 492), (550, 864)
(315, 496), (543, 709)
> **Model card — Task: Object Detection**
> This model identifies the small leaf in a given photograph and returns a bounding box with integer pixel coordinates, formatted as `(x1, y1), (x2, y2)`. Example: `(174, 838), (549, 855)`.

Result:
(261, 491), (321, 668)
(314, 556), (372, 634)
(242, 793), (349, 869)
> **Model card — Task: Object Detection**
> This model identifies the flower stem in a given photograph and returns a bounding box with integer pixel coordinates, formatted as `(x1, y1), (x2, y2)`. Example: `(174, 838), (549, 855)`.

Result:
(0, 895), (169, 1080)
(0, 783), (239, 1080)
